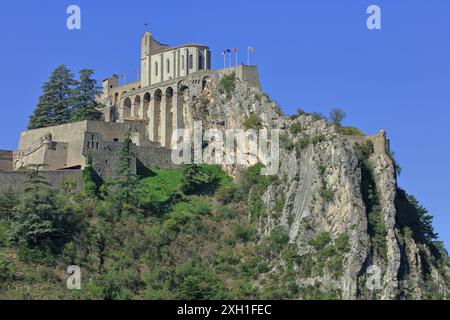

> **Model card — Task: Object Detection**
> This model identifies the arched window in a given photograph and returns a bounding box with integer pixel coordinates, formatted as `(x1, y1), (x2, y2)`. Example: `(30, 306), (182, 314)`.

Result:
(181, 55), (185, 70)
(155, 62), (159, 76)
(198, 54), (203, 69)
(189, 54), (193, 69)
(166, 59), (170, 73)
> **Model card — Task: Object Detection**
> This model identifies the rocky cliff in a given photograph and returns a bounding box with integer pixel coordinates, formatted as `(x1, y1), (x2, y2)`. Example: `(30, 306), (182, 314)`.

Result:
(183, 73), (449, 300)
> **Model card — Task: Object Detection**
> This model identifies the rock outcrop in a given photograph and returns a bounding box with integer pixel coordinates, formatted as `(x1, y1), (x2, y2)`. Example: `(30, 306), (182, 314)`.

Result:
(182, 74), (449, 299)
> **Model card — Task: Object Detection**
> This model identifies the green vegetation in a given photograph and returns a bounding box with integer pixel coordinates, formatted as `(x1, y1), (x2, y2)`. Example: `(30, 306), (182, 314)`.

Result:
(321, 188), (335, 202)
(294, 134), (327, 157)
(395, 189), (438, 246)
(337, 126), (364, 136)
(308, 232), (331, 250)
(28, 65), (77, 129)
(317, 163), (334, 203)
(0, 143), (300, 299)
(311, 134), (326, 145)
(280, 133), (295, 151)
(0, 132), (446, 299)
(81, 154), (98, 197)
(218, 72), (236, 98)
(71, 69), (103, 122)
(302, 232), (351, 280)
(355, 141), (387, 260)
(295, 136), (311, 156)
(243, 112), (263, 130)
(28, 65), (104, 130)
(329, 108), (346, 126)
(289, 122), (302, 135)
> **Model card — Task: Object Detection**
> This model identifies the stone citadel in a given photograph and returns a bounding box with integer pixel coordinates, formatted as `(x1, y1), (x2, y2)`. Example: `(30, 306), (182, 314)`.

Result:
(0, 32), (388, 192)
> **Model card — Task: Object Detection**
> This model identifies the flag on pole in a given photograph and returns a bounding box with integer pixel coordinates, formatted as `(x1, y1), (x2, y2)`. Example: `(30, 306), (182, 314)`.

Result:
(221, 51), (226, 68)
(226, 49), (232, 68)
(247, 47), (254, 65)
(232, 48), (238, 67)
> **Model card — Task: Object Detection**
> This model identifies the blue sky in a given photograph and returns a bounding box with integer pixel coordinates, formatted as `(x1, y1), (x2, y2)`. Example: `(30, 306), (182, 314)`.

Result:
(0, 0), (448, 249)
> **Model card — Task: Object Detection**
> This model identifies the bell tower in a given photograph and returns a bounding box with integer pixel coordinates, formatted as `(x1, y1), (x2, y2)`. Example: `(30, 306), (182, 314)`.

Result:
(141, 32), (152, 87)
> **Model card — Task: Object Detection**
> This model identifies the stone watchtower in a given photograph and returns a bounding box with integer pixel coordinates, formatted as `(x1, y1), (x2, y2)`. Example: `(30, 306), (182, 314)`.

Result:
(140, 32), (170, 87)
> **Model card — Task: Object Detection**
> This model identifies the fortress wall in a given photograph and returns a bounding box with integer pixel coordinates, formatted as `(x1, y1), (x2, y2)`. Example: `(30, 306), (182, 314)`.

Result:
(86, 140), (176, 179)
(18, 121), (89, 168)
(87, 141), (124, 179)
(110, 80), (141, 96)
(136, 145), (178, 171)
(43, 142), (69, 169)
(0, 150), (13, 171)
(87, 120), (148, 141)
(86, 121), (129, 142)
(345, 131), (390, 155)
(0, 170), (82, 194)
(217, 65), (261, 89)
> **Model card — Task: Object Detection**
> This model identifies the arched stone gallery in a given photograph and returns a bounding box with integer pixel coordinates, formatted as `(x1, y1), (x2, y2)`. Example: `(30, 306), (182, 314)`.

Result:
(117, 84), (186, 149)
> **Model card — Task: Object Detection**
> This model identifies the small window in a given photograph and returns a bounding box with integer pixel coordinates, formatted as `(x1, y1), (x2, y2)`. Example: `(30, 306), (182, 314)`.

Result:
(166, 59), (170, 73)
(114, 138), (119, 142)
(155, 62), (159, 76)
(181, 55), (185, 70)
(198, 55), (203, 69)
(189, 54), (193, 69)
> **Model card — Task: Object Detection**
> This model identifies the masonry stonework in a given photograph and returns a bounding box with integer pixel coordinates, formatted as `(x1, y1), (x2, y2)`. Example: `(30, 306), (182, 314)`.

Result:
(0, 32), (389, 192)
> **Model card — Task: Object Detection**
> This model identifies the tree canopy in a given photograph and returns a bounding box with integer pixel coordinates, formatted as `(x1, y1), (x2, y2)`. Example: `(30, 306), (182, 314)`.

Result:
(28, 66), (104, 130)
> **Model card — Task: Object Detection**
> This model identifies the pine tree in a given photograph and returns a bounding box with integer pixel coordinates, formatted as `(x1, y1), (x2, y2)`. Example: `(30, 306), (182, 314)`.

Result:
(81, 153), (98, 197)
(28, 65), (76, 129)
(0, 189), (19, 220)
(71, 69), (104, 122)
(11, 168), (69, 248)
(110, 131), (138, 209)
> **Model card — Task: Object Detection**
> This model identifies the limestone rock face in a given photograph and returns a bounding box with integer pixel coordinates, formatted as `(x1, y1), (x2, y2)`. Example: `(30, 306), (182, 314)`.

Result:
(184, 75), (449, 299)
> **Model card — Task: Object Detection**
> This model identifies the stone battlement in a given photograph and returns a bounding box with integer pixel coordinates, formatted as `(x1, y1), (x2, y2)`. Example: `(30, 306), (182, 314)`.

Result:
(345, 130), (390, 155)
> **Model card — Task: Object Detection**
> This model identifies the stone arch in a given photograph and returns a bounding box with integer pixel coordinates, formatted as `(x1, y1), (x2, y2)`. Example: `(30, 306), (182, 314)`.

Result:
(133, 95), (141, 118)
(153, 89), (162, 144)
(114, 92), (119, 106)
(122, 97), (132, 119)
(202, 76), (211, 92)
(143, 92), (150, 119)
(177, 85), (190, 131)
(165, 87), (174, 148)
(198, 53), (204, 69)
